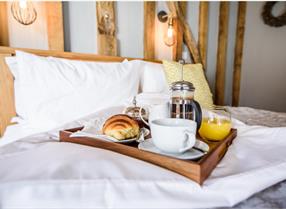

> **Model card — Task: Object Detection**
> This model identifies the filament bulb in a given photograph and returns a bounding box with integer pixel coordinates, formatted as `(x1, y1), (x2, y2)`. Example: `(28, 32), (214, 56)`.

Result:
(164, 17), (176, 47)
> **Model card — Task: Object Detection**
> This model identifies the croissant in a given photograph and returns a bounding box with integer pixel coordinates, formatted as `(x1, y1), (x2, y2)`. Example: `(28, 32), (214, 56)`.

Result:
(102, 114), (140, 140)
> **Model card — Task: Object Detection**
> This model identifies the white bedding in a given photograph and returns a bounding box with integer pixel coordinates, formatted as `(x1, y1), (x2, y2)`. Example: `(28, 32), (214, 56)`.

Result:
(1, 106), (286, 208)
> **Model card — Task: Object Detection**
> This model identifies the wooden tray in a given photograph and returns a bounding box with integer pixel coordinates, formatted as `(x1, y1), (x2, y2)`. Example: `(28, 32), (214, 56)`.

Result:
(60, 128), (237, 185)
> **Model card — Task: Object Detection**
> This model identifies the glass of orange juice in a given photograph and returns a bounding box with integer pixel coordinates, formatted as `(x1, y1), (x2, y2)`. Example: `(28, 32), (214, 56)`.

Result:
(199, 106), (232, 141)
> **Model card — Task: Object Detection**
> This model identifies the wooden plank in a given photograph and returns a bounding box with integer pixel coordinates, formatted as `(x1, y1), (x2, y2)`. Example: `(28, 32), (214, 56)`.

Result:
(0, 2), (9, 46)
(172, 2), (187, 61)
(144, 2), (155, 59)
(167, 2), (202, 64)
(215, 2), (229, 105)
(198, 2), (209, 69)
(0, 54), (16, 136)
(0, 46), (162, 63)
(96, 2), (117, 56)
(45, 2), (64, 51)
(232, 2), (247, 107)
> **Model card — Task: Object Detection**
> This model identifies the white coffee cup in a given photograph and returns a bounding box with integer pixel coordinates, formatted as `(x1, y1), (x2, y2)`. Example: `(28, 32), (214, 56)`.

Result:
(139, 103), (170, 126)
(150, 118), (197, 154)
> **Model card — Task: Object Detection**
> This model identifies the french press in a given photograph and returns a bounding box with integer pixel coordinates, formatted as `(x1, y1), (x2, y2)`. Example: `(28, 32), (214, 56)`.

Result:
(169, 60), (202, 129)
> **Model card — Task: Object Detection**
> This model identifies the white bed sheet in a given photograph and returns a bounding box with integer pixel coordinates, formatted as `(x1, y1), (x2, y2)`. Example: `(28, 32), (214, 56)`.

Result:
(0, 106), (286, 209)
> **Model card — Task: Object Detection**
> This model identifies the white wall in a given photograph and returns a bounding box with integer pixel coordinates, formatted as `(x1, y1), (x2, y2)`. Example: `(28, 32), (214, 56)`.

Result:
(240, 2), (286, 112)
(63, 1), (97, 53)
(205, 2), (219, 94)
(116, 1), (143, 58)
(225, 2), (238, 106)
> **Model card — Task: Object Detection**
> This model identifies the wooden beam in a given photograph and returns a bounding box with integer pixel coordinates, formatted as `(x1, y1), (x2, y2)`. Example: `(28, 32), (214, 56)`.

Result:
(172, 2), (187, 61)
(167, 2), (201, 64)
(0, 2), (9, 46)
(198, 2), (209, 69)
(0, 54), (16, 136)
(232, 2), (247, 106)
(144, 2), (155, 59)
(215, 2), (229, 105)
(96, 2), (117, 56)
(0, 46), (162, 63)
(45, 2), (64, 51)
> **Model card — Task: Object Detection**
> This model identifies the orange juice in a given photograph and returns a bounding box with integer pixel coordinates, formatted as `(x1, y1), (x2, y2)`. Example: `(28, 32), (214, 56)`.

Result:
(199, 118), (231, 141)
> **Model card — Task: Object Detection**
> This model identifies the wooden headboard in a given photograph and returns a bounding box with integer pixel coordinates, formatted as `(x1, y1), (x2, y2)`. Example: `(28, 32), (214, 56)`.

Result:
(0, 46), (161, 136)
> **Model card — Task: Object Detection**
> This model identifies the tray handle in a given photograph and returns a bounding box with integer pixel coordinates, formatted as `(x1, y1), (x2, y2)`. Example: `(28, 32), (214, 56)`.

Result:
(218, 137), (234, 159)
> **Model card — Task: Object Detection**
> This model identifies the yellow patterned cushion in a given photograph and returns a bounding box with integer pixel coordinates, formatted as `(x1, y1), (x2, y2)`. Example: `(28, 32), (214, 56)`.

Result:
(163, 60), (214, 108)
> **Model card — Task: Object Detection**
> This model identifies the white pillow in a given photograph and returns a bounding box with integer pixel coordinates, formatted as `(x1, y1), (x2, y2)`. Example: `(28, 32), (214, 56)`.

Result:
(8, 51), (141, 128)
(128, 60), (169, 93)
(5, 57), (17, 78)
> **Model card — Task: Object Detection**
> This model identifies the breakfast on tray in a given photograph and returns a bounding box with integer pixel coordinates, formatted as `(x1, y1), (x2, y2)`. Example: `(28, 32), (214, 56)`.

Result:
(60, 61), (236, 185)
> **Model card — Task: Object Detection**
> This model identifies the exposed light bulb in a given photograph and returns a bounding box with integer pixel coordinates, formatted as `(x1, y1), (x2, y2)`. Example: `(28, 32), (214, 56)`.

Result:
(19, 0), (27, 9)
(164, 17), (176, 47)
(167, 26), (174, 38)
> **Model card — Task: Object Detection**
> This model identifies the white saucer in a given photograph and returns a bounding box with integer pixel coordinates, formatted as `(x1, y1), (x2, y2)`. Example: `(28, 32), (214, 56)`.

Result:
(138, 138), (209, 160)
(71, 128), (150, 144)
(103, 128), (150, 144)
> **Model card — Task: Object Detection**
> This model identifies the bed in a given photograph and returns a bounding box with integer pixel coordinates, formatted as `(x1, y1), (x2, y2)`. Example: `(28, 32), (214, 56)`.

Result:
(226, 107), (286, 209)
(0, 47), (286, 209)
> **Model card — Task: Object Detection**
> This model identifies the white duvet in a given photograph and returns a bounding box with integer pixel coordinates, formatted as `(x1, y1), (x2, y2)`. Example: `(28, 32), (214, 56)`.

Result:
(0, 106), (286, 209)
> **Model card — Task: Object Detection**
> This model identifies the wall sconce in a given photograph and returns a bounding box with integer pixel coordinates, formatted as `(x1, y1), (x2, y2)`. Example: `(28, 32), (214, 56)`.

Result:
(158, 10), (176, 47)
(11, 0), (37, 25)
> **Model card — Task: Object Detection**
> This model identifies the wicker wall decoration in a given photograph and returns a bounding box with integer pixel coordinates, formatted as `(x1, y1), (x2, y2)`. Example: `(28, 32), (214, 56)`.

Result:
(262, 2), (286, 27)
(11, 1), (37, 25)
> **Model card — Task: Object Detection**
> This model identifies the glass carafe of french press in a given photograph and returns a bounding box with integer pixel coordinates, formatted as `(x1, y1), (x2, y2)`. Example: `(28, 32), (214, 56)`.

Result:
(169, 60), (202, 129)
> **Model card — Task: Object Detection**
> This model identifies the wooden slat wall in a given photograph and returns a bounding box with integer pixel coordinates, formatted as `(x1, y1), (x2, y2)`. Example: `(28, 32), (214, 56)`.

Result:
(0, 2), (246, 120)
(0, 2), (9, 46)
(144, 2), (155, 59)
(198, 2), (209, 69)
(215, 2), (230, 105)
(232, 2), (247, 106)
(45, 2), (64, 51)
(96, 2), (117, 56)
(172, 2), (187, 61)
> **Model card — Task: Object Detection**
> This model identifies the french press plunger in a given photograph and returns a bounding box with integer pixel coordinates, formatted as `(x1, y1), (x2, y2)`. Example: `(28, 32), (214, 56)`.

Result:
(169, 60), (202, 129)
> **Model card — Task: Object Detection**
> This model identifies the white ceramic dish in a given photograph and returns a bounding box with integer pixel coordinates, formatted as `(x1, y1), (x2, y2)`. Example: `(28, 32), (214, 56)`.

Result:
(138, 138), (209, 160)
(71, 128), (150, 144)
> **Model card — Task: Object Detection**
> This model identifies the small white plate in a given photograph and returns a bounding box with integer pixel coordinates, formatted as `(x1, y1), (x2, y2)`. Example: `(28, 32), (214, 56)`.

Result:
(138, 138), (209, 160)
(101, 128), (150, 144)
(71, 128), (150, 144)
